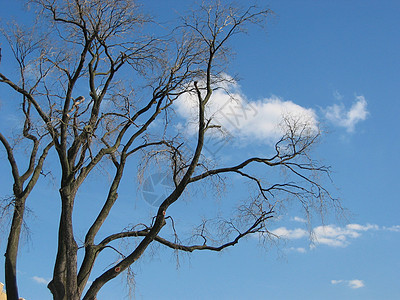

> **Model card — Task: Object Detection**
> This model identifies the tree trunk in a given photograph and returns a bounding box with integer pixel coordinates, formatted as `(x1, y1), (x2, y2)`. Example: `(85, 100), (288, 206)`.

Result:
(5, 196), (26, 300)
(48, 186), (79, 300)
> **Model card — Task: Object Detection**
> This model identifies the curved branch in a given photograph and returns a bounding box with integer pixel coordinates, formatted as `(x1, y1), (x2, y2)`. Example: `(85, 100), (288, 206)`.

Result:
(0, 73), (52, 129)
(0, 133), (21, 191)
(97, 210), (274, 254)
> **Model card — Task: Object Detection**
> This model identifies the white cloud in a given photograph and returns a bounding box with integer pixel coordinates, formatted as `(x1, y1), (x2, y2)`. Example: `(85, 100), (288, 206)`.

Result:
(325, 95), (368, 132)
(271, 227), (308, 239)
(176, 76), (369, 145)
(346, 223), (379, 231)
(32, 276), (49, 285)
(175, 76), (318, 144)
(348, 279), (365, 289)
(332, 279), (365, 289)
(271, 223), (382, 248)
(312, 224), (380, 247)
(292, 216), (307, 223)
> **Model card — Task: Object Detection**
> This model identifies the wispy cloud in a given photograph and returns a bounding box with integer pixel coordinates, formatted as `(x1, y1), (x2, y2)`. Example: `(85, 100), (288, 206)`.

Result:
(383, 225), (400, 232)
(331, 279), (365, 289)
(324, 95), (369, 132)
(271, 222), (386, 248)
(32, 276), (49, 285)
(312, 223), (378, 247)
(288, 247), (307, 253)
(271, 227), (308, 240)
(333, 90), (344, 101)
(292, 216), (307, 223)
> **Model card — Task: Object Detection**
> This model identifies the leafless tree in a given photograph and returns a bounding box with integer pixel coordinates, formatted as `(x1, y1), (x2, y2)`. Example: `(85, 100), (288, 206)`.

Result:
(0, 1), (338, 299)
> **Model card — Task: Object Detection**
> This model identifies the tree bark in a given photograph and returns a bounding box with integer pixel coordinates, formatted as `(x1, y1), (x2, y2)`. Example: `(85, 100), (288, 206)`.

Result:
(48, 185), (79, 300)
(5, 195), (27, 300)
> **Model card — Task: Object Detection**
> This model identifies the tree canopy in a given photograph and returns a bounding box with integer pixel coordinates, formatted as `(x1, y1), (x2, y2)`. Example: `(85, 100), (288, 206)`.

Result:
(0, 1), (338, 299)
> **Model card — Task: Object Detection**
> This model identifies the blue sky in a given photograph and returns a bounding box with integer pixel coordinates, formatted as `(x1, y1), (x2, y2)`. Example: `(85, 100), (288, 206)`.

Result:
(0, 1), (399, 299)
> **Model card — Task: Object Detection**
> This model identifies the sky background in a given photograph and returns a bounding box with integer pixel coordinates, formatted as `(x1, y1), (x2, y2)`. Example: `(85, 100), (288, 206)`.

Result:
(0, 0), (399, 299)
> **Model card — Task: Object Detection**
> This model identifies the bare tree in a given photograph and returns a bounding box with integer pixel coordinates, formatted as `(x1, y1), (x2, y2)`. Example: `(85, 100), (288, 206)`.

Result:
(0, 20), (55, 300)
(0, 1), (338, 299)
